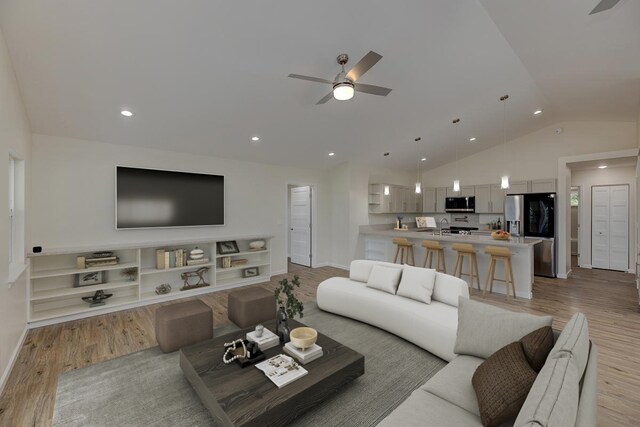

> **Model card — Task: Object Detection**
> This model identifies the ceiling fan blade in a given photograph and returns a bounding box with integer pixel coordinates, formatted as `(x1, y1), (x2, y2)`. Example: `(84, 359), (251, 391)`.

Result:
(346, 51), (383, 82)
(353, 83), (392, 96)
(288, 74), (335, 85)
(589, 0), (620, 14)
(316, 92), (334, 105)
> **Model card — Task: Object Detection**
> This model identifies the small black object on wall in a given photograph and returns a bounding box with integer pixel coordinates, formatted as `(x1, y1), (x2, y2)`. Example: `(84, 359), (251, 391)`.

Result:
(32, 246), (42, 253)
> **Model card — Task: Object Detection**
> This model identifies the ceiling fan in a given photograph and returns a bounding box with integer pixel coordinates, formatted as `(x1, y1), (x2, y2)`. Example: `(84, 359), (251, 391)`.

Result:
(589, 0), (621, 14)
(288, 51), (392, 104)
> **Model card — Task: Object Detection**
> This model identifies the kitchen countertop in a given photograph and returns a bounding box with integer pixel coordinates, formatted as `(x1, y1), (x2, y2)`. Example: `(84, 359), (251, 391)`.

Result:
(360, 227), (542, 248)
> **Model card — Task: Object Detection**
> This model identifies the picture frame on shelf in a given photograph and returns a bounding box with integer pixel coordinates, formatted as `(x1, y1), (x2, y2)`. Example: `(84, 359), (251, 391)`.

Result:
(75, 271), (103, 287)
(217, 241), (239, 255)
(243, 267), (259, 278)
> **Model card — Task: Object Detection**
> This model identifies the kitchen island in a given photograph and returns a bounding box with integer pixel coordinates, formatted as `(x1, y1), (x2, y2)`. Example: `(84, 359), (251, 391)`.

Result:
(359, 225), (542, 299)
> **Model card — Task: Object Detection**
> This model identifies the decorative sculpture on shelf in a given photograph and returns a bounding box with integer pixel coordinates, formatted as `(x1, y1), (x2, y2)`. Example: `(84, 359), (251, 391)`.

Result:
(180, 267), (210, 291)
(81, 290), (113, 307)
(223, 339), (247, 364)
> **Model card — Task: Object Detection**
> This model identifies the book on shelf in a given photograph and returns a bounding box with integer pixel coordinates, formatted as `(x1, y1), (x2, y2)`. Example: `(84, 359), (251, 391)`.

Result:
(187, 258), (210, 266)
(246, 328), (280, 351)
(283, 342), (323, 365)
(84, 257), (119, 268)
(156, 248), (195, 269)
(230, 258), (248, 267)
(255, 354), (308, 388)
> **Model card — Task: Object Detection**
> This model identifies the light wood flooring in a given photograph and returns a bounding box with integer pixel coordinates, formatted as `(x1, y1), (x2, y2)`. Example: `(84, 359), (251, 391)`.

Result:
(0, 263), (638, 426)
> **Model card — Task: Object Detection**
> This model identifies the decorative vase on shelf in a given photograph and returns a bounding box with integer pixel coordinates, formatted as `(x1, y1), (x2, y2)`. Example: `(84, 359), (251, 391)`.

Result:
(189, 247), (204, 260)
(276, 306), (291, 344)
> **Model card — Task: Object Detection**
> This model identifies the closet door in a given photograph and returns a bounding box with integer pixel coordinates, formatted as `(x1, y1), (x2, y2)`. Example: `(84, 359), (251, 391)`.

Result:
(592, 185), (629, 271)
(609, 185), (629, 271)
(591, 186), (610, 269)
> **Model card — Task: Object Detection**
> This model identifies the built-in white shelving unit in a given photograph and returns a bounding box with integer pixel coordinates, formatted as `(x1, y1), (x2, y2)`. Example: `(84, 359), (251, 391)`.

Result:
(28, 236), (273, 326)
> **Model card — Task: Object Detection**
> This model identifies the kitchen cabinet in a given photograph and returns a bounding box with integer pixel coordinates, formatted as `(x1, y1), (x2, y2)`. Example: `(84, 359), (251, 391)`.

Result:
(507, 180), (530, 195)
(490, 184), (505, 213)
(370, 183), (422, 214)
(531, 179), (557, 193)
(436, 187), (447, 213)
(475, 185), (491, 213)
(475, 184), (505, 213)
(423, 187), (436, 212)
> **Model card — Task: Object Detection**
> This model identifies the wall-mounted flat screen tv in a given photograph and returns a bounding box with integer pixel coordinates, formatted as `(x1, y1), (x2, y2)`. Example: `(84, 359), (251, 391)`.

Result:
(116, 166), (224, 229)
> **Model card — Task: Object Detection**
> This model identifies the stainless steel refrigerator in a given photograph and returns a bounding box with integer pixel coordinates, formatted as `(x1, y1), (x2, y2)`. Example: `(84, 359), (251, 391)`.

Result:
(504, 193), (557, 278)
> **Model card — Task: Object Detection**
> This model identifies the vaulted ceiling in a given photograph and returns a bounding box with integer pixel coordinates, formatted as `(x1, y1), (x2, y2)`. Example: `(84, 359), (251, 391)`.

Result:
(0, 0), (638, 170)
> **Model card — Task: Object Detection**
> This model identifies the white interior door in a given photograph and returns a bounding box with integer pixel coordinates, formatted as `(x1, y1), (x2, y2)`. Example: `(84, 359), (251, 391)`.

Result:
(290, 186), (311, 267)
(609, 186), (629, 271)
(592, 185), (629, 271)
(592, 187), (610, 269)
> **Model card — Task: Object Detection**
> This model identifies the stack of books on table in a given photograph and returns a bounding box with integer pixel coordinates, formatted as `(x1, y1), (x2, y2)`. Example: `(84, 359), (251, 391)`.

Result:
(246, 328), (280, 351)
(283, 342), (323, 365)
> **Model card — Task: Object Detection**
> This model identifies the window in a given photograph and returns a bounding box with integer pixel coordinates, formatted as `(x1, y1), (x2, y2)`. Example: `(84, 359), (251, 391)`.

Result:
(8, 153), (25, 280)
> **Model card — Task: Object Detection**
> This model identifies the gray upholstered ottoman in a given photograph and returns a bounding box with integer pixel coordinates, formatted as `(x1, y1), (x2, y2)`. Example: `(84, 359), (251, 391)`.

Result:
(228, 287), (276, 328)
(156, 299), (213, 353)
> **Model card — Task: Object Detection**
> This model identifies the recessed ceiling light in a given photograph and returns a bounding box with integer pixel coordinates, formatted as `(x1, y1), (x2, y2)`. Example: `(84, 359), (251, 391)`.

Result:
(328, 152), (335, 157)
(534, 109), (543, 115)
(251, 136), (260, 141)
(469, 137), (477, 142)
(598, 165), (607, 169)
(421, 157), (427, 161)
(120, 110), (133, 117)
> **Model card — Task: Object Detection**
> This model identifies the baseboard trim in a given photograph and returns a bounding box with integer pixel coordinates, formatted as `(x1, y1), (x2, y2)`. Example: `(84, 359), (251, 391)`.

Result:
(580, 264), (592, 269)
(271, 269), (287, 276)
(328, 263), (349, 271)
(0, 325), (28, 396)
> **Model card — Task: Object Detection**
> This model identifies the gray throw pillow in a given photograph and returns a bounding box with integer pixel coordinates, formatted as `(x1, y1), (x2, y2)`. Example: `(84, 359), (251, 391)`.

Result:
(454, 298), (553, 359)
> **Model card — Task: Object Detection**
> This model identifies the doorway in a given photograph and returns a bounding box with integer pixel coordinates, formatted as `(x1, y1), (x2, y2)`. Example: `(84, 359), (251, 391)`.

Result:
(591, 185), (629, 271)
(287, 185), (313, 269)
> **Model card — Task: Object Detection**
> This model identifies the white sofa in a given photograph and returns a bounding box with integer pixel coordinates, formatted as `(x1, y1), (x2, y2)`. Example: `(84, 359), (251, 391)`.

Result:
(316, 260), (598, 427)
(316, 260), (469, 361)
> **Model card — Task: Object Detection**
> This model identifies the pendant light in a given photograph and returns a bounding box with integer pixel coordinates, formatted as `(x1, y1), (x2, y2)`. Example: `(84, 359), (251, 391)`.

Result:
(415, 137), (422, 194)
(499, 95), (510, 189)
(452, 118), (461, 192)
(384, 185), (390, 195)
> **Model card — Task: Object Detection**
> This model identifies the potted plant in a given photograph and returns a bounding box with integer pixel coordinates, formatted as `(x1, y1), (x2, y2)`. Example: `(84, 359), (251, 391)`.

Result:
(274, 275), (304, 342)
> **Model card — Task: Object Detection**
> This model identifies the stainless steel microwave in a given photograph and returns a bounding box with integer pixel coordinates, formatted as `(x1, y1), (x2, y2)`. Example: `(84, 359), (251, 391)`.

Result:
(445, 196), (475, 213)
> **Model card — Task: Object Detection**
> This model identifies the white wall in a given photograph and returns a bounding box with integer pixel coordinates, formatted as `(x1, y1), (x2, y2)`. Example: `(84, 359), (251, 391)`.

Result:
(422, 121), (638, 186)
(0, 27), (30, 389)
(30, 134), (332, 274)
(571, 166), (637, 270)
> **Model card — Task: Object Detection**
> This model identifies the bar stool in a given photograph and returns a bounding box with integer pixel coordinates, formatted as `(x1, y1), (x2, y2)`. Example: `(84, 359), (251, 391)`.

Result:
(452, 243), (480, 291)
(392, 238), (415, 266)
(483, 246), (516, 302)
(422, 240), (446, 273)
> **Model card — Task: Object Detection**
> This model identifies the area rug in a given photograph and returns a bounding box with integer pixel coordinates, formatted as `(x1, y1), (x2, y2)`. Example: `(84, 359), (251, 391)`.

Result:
(53, 304), (446, 426)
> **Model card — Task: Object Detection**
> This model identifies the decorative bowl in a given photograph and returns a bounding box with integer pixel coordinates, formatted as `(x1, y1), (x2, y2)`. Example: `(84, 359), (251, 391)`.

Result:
(290, 327), (318, 350)
(249, 240), (266, 250)
(491, 231), (511, 240)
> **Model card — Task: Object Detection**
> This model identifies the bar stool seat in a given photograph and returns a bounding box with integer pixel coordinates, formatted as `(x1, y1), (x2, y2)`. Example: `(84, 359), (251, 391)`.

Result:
(393, 237), (415, 266)
(451, 243), (480, 291)
(483, 246), (516, 302)
(422, 240), (446, 273)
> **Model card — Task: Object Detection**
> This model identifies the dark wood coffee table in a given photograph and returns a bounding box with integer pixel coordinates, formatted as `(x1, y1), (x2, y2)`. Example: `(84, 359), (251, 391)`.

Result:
(180, 319), (365, 427)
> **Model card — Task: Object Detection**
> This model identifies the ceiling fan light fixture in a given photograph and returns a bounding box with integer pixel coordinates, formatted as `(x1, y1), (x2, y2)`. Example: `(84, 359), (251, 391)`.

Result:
(333, 82), (355, 101)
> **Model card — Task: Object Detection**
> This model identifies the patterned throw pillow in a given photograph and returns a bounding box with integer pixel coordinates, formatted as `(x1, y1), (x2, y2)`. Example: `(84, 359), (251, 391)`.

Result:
(520, 326), (554, 372)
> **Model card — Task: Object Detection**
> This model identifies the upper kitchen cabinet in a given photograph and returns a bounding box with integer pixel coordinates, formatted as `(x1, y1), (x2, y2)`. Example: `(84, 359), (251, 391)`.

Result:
(423, 187), (437, 213)
(422, 186), (447, 213)
(369, 183), (422, 214)
(446, 185), (475, 198)
(507, 180), (530, 195)
(531, 179), (557, 193)
(475, 184), (505, 213)
(436, 187), (447, 213)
